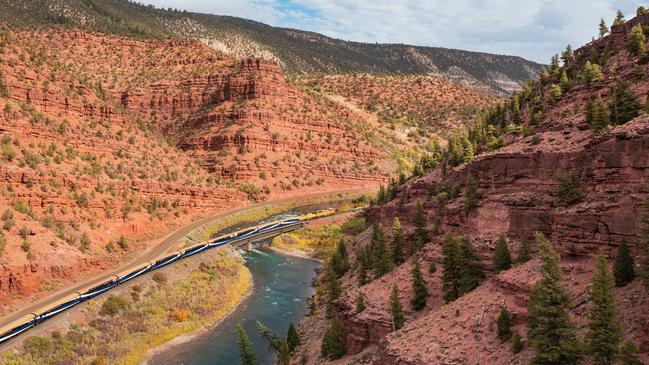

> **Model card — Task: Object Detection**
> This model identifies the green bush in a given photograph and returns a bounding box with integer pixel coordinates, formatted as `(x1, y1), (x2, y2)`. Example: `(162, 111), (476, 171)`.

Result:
(23, 336), (53, 357)
(100, 295), (129, 316)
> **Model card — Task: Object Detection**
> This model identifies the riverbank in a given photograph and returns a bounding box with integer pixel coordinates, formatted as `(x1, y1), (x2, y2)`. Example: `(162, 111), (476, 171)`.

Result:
(141, 279), (255, 365)
(0, 248), (252, 365)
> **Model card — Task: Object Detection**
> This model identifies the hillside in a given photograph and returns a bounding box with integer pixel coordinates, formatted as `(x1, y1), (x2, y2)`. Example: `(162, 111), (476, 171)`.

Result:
(0, 0), (541, 94)
(294, 11), (649, 365)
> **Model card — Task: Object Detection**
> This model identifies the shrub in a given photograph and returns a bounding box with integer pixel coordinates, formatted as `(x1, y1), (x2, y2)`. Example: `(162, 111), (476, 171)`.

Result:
(170, 308), (190, 322)
(23, 336), (53, 357)
(152, 272), (167, 285)
(100, 295), (129, 316)
(117, 235), (128, 250)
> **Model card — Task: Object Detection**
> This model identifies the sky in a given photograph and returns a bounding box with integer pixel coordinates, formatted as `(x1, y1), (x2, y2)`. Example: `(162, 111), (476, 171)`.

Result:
(141, 0), (641, 63)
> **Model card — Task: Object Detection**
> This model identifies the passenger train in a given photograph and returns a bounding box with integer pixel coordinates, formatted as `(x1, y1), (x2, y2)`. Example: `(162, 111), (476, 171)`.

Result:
(0, 209), (335, 344)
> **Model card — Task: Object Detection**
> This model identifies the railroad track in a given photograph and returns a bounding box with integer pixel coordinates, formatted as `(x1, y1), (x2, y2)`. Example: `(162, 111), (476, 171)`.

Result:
(0, 209), (334, 345)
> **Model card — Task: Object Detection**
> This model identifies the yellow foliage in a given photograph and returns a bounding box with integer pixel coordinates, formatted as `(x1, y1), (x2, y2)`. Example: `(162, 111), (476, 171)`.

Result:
(170, 308), (190, 322)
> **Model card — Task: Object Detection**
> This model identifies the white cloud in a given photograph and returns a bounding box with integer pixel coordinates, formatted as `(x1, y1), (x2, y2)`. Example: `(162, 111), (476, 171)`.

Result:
(141, 0), (641, 63)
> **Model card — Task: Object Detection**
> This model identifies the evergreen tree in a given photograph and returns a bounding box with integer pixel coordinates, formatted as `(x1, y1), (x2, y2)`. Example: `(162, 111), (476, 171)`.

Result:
(442, 234), (460, 302)
(389, 284), (405, 331)
(510, 96), (522, 124)
(582, 61), (604, 87)
(429, 261), (437, 273)
(560, 70), (571, 92)
(330, 240), (349, 277)
(517, 238), (532, 264)
(327, 266), (341, 300)
(493, 234), (513, 273)
(619, 340), (642, 365)
(549, 84), (562, 104)
(391, 217), (404, 264)
(321, 317), (346, 359)
(613, 241), (635, 287)
(599, 18), (609, 38)
(464, 174), (482, 210)
(586, 254), (623, 365)
(561, 45), (573, 67)
(527, 234), (582, 365)
(591, 96), (610, 133)
(638, 6), (648, 16)
(457, 235), (485, 295)
(278, 341), (290, 365)
(627, 24), (646, 57)
(287, 323), (300, 352)
(413, 202), (429, 252)
(355, 293), (366, 314)
(609, 80), (641, 125)
(376, 185), (386, 205)
(497, 307), (513, 341)
(237, 325), (259, 365)
(371, 224), (393, 278)
(613, 10), (625, 26)
(642, 194), (649, 291)
(512, 332), (523, 354)
(410, 257), (428, 310)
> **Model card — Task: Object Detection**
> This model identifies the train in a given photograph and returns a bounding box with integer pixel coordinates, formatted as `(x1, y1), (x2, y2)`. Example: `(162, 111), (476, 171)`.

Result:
(0, 208), (335, 345)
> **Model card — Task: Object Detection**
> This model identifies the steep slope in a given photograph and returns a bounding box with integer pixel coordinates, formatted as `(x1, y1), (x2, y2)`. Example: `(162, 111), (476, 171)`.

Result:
(293, 12), (649, 365)
(0, 29), (248, 313)
(0, 0), (541, 94)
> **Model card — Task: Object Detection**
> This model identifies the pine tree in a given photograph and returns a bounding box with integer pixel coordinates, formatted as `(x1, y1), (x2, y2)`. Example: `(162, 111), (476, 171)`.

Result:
(561, 45), (573, 67)
(389, 284), (405, 331)
(457, 235), (485, 295)
(599, 18), (609, 38)
(627, 25), (646, 57)
(493, 234), (513, 273)
(586, 254), (623, 364)
(510, 96), (522, 124)
(413, 202), (428, 252)
(376, 185), (386, 205)
(619, 339), (642, 365)
(613, 241), (635, 287)
(287, 323), (300, 352)
(527, 234), (582, 365)
(442, 234), (460, 302)
(517, 238), (532, 264)
(410, 257), (428, 310)
(591, 96), (610, 133)
(642, 194), (649, 291)
(610, 81), (641, 125)
(331, 240), (349, 277)
(370, 224), (392, 277)
(237, 325), (259, 365)
(278, 341), (290, 365)
(321, 317), (346, 359)
(582, 61), (604, 87)
(327, 266), (341, 300)
(613, 10), (625, 27)
(497, 307), (513, 341)
(355, 293), (366, 314)
(512, 332), (523, 354)
(560, 70), (571, 93)
(391, 217), (404, 264)
(464, 174), (481, 209)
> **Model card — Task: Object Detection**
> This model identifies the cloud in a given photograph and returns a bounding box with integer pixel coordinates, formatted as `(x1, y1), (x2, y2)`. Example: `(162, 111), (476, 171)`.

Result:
(141, 0), (641, 63)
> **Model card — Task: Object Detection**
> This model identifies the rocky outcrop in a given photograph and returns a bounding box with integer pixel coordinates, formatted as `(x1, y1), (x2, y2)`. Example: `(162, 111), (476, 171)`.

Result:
(368, 119), (649, 259)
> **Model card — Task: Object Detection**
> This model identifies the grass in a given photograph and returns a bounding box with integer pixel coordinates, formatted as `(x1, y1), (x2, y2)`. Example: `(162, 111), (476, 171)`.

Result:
(271, 218), (365, 260)
(1, 250), (251, 365)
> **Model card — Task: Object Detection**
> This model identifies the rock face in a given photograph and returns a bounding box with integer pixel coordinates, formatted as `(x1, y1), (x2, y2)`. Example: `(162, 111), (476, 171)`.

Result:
(293, 13), (649, 365)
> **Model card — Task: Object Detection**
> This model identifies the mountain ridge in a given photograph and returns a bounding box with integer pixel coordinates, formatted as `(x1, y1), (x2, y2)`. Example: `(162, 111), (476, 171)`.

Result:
(0, 0), (541, 94)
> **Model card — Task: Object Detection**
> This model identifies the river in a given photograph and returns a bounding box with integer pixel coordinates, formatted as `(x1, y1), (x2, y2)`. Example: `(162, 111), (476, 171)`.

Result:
(147, 248), (320, 365)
